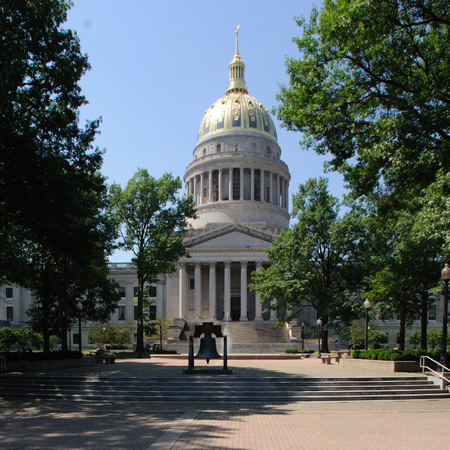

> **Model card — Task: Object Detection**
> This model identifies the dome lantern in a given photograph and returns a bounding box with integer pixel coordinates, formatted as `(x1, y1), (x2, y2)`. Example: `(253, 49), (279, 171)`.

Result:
(226, 25), (248, 95)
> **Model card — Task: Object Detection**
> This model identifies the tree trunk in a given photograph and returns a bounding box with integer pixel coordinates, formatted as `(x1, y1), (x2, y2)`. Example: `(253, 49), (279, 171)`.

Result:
(321, 316), (329, 353)
(135, 274), (145, 353)
(420, 291), (428, 350)
(398, 300), (406, 350)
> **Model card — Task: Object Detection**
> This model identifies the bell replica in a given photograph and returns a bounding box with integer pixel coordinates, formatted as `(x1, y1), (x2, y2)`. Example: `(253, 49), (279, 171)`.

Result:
(195, 322), (221, 364)
(183, 322), (232, 374)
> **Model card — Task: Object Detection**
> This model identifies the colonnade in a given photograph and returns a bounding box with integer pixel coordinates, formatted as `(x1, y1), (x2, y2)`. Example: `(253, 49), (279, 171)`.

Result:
(185, 167), (289, 209)
(178, 260), (278, 322)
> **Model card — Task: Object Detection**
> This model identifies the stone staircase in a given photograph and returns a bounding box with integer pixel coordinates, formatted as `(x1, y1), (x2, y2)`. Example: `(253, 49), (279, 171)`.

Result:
(167, 321), (294, 354)
(1, 375), (449, 402)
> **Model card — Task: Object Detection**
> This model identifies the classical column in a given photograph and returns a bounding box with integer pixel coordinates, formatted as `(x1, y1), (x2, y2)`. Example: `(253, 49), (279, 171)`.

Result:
(240, 261), (248, 321)
(270, 171), (274, 204)
(240, 167), (244, 200)
(286, 182), (289, 211)
(228, 167), (233, 200)
(254, 262), (263, 321)
(224, 261), (231, 321)
(193, 176), (198, 205)
(275, 173), (280, 206)
(261, 170), (265, 202)
(200, 172), (204, 205)
(125, 281), (135, 322)
(250, 168), (255, 201)
(194, 262), (202, 321)
(270, 299), (278, 321)
(208, 261), (217, 320)
(178, 263), (187, 318)
(208, 170), (213, 203)
(218, 168), (223, 201)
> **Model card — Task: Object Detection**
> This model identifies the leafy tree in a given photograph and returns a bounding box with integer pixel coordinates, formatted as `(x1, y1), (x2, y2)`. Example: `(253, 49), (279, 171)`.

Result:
(0, 0), (120, 351)
(427, 328), (442, 350)
(250, 178), (368, 352)
(144, 317), (174, 340)
(88, 320), (134, 347)
(406, 331), (421, 349)
(276, 0), (450, 199)
(0, 327), (18, 350)
(110, 170), (196, 353)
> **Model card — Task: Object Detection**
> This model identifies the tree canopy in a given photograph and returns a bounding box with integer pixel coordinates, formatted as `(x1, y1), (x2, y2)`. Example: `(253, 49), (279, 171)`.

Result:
(276, 0), (450, 199)
(110, 169), (196, 353)
(0, 0), (119, 350)
(250, 178), (368, 352)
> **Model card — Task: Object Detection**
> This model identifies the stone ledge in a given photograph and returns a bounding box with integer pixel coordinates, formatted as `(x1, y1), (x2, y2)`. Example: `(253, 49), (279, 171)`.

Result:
(4, 358), (96, 373)
(341, 358), (420, 372)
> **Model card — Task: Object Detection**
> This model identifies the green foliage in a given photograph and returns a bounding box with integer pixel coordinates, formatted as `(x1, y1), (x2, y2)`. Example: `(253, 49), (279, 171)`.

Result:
(352, 348), (443, 362)
(143, 317), (173, 340)
(250, 178), (368, 353)
(276, 0), (450, 198)
(0, 327), (58, 351)
(285, 349), (315, 354)
(0, 0), (119, 352)
(427, 328), (443, 350)
(110, 169), (196, 352)
(406, 331), (421, 349)
(88, 321), (134, 346)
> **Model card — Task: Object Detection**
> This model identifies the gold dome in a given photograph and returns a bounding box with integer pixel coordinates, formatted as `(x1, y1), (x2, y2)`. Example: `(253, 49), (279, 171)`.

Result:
(197, 26), (278, 144)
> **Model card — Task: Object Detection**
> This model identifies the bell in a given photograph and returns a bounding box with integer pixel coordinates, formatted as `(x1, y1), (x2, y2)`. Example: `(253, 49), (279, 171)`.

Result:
(195, 335), (222, 364)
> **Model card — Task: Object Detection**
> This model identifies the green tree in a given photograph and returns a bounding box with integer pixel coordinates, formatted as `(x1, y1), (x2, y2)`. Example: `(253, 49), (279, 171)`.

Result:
(250, 178), (368, 352)
(110, 170), (196, 353)
(0, 0), (120, 351)
(406, 331), (421, 349)
(276, 0), (450, 199)
(427, 328), (442, 350)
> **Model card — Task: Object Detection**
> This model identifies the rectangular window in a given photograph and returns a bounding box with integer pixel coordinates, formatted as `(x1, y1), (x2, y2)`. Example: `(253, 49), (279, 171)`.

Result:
(6, 306), (13, 321)
(118, 286), (126, 298)
(134, 305), (138, 321)
(134, 287), (138, 297)
(149, 305), (157, 321)
(73, 334), (80, 345)
(118, 306), (126, 321)
(148, 286), (157, 297)
(429, 304), (437, 321)
(5, 287), (13, 298)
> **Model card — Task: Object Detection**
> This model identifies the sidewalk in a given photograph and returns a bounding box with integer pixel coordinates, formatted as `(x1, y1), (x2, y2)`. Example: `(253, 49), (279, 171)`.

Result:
(1, 356), (450, 449)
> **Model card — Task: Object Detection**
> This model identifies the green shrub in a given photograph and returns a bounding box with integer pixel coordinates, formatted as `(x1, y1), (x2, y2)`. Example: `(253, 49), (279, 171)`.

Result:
(4, 350), (82, 361)
(352, 349), (362, 359)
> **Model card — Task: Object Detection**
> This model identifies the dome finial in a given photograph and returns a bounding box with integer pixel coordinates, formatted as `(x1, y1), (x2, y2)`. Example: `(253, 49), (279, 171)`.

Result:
(226, 26), (248, 95)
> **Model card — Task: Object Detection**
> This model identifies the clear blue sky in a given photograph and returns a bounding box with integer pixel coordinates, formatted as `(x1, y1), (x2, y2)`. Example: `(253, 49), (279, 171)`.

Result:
(65, 0), (345, 261)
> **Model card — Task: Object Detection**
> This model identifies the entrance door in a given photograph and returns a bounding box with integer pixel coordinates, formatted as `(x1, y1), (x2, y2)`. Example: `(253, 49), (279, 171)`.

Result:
(231, 297), (240, 321)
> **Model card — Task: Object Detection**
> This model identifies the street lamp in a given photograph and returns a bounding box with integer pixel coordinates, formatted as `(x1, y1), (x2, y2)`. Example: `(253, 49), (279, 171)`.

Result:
(440, 264), (450, 367)
(76, 302), (83, 353)
(364, 298), (371, 351)
(317, 318), (322, 357)
(301, 322), (305, 350)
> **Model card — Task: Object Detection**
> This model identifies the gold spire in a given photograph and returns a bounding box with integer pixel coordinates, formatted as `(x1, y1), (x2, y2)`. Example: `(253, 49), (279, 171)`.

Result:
(226, 25), (248, 95)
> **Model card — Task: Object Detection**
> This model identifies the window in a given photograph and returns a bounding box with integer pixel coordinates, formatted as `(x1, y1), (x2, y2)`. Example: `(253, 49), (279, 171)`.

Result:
(134, 287), (138, 297)
(118, 306), (126, 321)
(148, 305), (157, 321)
(6, 306), (13, 321)
(190, 278), (195, 290)
(73, 334), (80, 345)
(134, 305), (138, 321)
(118, 286), (126, 298)
(216, 144), (221, 153)
(148, 285), (157, 297)
(5, 287), (13, 298)
(429, 304), (437, 320)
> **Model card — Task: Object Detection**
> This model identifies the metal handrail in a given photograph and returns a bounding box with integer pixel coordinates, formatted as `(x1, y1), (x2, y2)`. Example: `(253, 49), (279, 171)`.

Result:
(420, 356), (450, 390)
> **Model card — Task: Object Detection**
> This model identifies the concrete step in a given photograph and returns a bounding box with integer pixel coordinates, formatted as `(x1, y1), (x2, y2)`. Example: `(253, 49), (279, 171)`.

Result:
(1, 375), (449, 402)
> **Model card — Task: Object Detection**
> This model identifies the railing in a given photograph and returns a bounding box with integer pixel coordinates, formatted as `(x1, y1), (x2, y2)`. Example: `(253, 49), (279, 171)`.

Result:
(420, 356), (450, 390)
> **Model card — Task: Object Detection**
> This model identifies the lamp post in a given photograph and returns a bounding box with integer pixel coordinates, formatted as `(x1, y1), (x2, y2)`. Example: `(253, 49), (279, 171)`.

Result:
(364, 298), (371, 351)
(317, 318), (322, 357)
(301, 322), (305, 350)
(76, 302), (83, 353)
(159, 322), (163, 351)
(440, 264), (450, 367)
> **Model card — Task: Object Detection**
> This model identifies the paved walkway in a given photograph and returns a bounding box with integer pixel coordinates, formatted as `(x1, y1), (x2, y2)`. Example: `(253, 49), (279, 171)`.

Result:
(1, 356), (450, 449)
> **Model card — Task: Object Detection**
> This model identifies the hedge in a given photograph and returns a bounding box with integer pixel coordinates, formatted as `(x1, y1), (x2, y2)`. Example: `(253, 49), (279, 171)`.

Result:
(2, 350), (83, 362)
(351, 348), (444, 362)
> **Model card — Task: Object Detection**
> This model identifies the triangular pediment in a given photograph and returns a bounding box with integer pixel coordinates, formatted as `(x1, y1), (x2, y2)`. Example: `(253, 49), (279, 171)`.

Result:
(184, 223), (276, 249)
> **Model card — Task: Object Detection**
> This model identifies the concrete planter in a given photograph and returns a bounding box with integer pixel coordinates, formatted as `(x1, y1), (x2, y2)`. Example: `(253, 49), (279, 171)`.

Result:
(5, 358), (96, 373)
(341, 358), (420, 372)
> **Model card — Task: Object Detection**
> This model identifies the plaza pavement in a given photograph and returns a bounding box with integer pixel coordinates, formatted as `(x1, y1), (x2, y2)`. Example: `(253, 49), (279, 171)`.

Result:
(1, 355), (450, 449)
